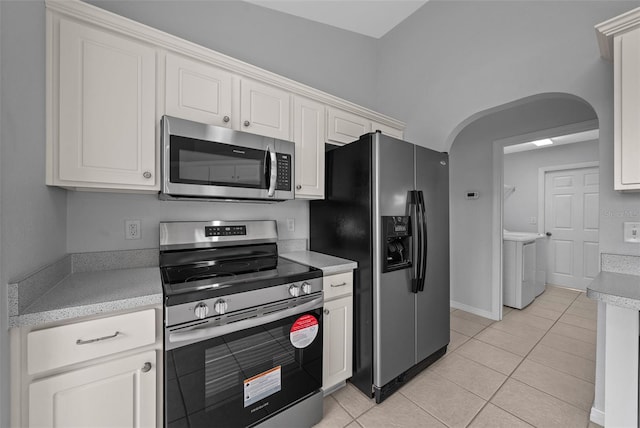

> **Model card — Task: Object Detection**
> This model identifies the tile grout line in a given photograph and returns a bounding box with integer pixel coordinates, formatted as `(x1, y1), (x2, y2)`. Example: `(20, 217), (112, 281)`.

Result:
(464, 290), (592, 427)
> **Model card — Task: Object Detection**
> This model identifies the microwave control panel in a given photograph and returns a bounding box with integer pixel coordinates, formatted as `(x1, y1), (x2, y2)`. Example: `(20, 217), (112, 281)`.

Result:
(276, 153), (292, 191)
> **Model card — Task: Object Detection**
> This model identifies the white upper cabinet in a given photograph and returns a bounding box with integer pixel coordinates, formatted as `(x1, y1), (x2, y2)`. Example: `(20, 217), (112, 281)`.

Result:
(293, 96), (325, 199)
(165, 53), (233, 127)
(46, 0), (404, 195)
(240, 79), (291, 141)
(49, 17), (157, 191)
(326, 107), (371, 145)
(615, 28), (640, 190)
(596, 8), (640, 191)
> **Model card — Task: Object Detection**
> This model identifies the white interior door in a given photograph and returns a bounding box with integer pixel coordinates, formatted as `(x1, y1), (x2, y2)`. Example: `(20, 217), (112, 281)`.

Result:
(544, 167), (599, 290)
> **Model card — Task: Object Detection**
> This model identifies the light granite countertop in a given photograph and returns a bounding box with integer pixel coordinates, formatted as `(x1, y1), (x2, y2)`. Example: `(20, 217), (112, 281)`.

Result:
(280, 251), (357, 275)
(8, 249), (162, 328)
(587, 271), (640, 310)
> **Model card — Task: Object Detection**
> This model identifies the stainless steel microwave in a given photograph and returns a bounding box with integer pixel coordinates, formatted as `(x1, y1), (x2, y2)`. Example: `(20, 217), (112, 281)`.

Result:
(160, 116), (294, 202)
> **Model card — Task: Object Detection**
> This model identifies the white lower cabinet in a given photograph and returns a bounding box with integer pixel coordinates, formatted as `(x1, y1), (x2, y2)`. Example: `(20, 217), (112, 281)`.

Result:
(322, 271), (353, 392)
(29, 350), (156, 428)
(11, 307), (162, 428)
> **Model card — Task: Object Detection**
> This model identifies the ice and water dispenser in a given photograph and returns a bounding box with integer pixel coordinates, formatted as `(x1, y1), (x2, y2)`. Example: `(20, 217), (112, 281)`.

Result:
(382, 216), (412, 272)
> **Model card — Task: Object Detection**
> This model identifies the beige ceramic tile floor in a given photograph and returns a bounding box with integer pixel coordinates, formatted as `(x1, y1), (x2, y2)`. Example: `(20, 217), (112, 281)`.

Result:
(314, 285), (602, 428)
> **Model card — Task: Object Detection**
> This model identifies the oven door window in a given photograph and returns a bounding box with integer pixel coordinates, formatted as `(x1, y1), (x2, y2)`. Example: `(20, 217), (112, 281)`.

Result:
(166, 308), (322, 428)
(170, 135), (268, 189)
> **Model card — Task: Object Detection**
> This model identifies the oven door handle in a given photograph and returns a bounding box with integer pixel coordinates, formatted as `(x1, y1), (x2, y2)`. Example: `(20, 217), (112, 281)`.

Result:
(167, 295), (323, 350)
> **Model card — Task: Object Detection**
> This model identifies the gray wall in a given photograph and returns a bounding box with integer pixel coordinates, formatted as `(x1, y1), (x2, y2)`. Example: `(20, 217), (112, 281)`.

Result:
(376, 0), (640, 315)
(0, 2), (68, 425)
(504, 140), (600, 233)
(88, 0), (379, 110)
(66, 194), (309, 252)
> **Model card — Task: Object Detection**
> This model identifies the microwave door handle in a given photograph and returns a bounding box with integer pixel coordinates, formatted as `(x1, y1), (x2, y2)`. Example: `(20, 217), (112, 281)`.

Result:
(267, 146), (277, 197)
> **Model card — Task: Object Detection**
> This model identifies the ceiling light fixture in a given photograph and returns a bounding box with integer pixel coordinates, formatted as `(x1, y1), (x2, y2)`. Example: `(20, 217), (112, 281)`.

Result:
(532, 138), (554, 147)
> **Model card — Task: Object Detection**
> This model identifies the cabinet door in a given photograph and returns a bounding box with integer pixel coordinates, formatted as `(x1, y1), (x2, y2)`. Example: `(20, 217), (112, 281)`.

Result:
(371, 122), (404, 140)
(240, 79), (291, 140)
(293, 96), (325, 199)
(615, 29), (640, 190)
(323, 296), (353, 390)
(165, 53), (233, 127)
(29, 351), (156, 427)
(326, 107), (371, 145)
(56, 18), (157, 189)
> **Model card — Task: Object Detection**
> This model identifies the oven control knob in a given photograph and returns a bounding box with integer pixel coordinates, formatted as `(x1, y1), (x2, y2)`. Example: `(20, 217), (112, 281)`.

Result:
(214, 299), (228, 315)
(194, 302), (209, 320)
(301, 282), (312, 295)
(288, 284), (300, 297)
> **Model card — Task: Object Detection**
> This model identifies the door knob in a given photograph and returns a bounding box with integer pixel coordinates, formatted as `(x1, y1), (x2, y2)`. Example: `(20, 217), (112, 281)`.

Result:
(141, 362), (152, 373)
(243, 120), (250, 127)
(143, 171), (152, 179)
(223, 116), (230, 123)
(546, 232), (552, 237)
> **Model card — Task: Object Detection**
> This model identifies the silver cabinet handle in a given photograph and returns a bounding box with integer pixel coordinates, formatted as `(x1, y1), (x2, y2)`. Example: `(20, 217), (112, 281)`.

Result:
(141, 362), (152, 373)
(330, 282), (347, 287)
(76, 331), (120, 345)
(324, 309), (330, 315)
(143, 171), (152, 179)
(223, 116), (230, 123)
(243, 120), (250, 127)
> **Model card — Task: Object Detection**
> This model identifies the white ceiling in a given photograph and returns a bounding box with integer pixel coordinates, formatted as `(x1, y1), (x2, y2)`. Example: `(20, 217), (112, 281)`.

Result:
(503, 129), (600, 154)
(243, 0), (428, 38)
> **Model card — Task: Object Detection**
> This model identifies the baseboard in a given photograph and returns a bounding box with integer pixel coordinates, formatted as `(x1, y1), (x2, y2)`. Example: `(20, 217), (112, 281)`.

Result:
(590, 406), (605, 426)
(450, 300), (497, 320)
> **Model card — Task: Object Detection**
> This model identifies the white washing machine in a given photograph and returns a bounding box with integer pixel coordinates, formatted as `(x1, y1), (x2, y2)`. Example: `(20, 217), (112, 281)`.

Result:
(503, 231), (544, 309)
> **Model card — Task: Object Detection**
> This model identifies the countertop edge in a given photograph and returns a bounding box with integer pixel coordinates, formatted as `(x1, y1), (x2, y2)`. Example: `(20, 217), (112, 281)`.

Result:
(9, 293), (163, 328)
(280, 251), (357, 275)
(587, 271), (640, 310)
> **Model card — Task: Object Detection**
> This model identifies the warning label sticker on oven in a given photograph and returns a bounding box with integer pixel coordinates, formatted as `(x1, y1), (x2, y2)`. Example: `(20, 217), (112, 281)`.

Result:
(290, 314), (319, 349)
(244, 366), (282, 408)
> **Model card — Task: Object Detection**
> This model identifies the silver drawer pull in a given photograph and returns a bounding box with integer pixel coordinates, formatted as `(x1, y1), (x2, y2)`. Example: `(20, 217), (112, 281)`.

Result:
(76, 331), (121, 345)
(330, 282), (347, 287)
(141, 362), (152, 373)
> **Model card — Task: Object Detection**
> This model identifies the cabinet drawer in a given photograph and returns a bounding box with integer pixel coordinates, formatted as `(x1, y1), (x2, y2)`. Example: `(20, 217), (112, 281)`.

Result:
(28, 309), (156, 375)
(323, 272), (353, 301)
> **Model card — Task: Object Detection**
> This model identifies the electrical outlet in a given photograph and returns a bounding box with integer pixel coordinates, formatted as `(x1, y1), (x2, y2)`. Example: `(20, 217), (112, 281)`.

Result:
(286, 218), (295, 232)
(624, 222), (640, 243)
(125, 220), (141, 240)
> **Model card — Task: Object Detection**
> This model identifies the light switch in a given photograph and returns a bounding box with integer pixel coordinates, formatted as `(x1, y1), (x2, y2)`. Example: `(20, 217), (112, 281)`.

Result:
(623, 222), (640, 243)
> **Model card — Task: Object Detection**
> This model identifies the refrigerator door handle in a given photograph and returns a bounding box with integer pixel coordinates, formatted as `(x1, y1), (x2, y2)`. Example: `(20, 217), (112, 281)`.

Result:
(409, 191), (422, 294)
(418, 191), (428, 292)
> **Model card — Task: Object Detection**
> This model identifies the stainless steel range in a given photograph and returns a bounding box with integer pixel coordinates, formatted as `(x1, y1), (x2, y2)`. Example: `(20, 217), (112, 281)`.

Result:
(160, 220), (324, 428)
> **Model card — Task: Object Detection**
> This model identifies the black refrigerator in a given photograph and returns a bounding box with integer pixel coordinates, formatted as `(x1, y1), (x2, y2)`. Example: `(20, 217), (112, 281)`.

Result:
(310, 131), (450, 403)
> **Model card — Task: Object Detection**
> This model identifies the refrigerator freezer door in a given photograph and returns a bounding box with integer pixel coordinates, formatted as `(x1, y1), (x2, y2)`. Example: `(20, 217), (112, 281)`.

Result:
(373, 134), (417, 387)
(415, 146), (450, 363)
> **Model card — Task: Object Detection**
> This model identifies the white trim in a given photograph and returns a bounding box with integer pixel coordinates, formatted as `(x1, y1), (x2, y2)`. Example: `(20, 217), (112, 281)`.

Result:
(537, 161), (599, 236)
(491, 140), (504, 321)
(590, 405), (605, 426)
(45, 0), (405, 130)
(595, 7), (640, 60)
(450, 300), (497, 321)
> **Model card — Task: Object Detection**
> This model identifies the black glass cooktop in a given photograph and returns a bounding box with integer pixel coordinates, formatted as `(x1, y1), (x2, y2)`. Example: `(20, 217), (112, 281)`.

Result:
(162, 257), (321, 306)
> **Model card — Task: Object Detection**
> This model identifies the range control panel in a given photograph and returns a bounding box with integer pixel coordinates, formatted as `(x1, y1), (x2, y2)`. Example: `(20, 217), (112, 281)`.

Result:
(205, 225), (247, 237)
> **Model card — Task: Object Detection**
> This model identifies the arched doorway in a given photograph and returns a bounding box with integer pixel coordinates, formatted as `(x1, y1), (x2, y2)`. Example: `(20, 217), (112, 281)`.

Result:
(447, 93), (599, 321)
